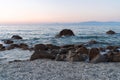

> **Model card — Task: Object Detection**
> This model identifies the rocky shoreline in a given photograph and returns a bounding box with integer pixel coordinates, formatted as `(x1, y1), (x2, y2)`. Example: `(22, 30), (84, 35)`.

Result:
(0, 29), (119, 64)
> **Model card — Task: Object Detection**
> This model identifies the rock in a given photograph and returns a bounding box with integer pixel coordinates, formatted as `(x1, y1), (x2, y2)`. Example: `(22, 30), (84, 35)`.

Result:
(19, 43), (29, 50)
(90, 54), (108, 63)
(112, 53), (120, 62)
(56, 29), (75, 37)
(4, 40), (13, 44)
(76, 46), (88, 54)
(34, 44), (47, 51)
(107, 52), (120, 62)
(30, 51), (55, 61)
(99, 47), (106, 52)
(58, 48), (68, 54)
(0, 44), (5, 51)
(89, 48), (100, 61)
(106, 30), (116, 35)
(66, 50), (88, 62)
(11, 35), (23, 39)
(61, 44), (74, 49)
(7, 44), (20, 50)
(106, 46), (119, 51)
(88, 40), (97, 44)
(55, 54), (66, 61)
(46, 44), (60, 50)
(74, 44), (83, 49)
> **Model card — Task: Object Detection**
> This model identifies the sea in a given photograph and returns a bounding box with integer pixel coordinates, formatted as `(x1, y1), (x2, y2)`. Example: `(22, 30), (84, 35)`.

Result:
(0, 22), (120, 63)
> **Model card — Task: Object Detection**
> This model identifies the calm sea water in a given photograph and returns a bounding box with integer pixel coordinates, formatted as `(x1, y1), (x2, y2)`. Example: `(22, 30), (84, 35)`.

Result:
(0, 22), (120, 63)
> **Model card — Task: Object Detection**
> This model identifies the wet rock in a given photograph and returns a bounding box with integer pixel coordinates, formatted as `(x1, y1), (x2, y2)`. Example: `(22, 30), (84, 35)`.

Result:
(7, 44), (20, 50)
(46, 44), (60, 50)
(89, 48), (100, 61)
(0, 44), (5, 51)
(30, 51), (55, 61)
(56, 29), (75, 37)
(19, 43), (29, 50)
(88, 40), (98, 44)
(106, 30), (116, 35)
(34, 44), (47, 51)
(4, 40), (13, 44)
(90, 54), (108, 63)
(11, 35), (23, 39)
(76, 46), (88, 54)
(99, 47), (106, 52)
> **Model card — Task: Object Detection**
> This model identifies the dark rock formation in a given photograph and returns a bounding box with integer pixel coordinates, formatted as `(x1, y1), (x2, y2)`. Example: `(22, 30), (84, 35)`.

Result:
(0, 44), (5, 51)
(11, 35), (23, 39)
(30, 51), (55, 61)
(19, 43), (29, 50)
(46, 44), (60, 50)
(56, 29), (75, 37)
(7, 44), (20, 50)
(88, 40), (98, 44)
(89, 48), (100, 61)
(76, 46), (88, 54)
(90, 54), (108, 63)
(34, 44), (47, 51)
(4, 40), (13, 44)
(106, 30), (116, 35)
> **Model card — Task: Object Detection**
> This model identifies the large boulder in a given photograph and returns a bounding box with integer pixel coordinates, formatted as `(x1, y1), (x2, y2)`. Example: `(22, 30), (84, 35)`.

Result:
(11, 35), (23, 39)
(106, 30), (116, 35)
(30, 51), (55, 61)
(89, 48), (100, 61)
(56, 29), (75, 37)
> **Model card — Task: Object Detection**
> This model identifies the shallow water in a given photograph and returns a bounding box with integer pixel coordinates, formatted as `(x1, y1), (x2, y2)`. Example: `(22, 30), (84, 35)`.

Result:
(0, 22), (120, 63)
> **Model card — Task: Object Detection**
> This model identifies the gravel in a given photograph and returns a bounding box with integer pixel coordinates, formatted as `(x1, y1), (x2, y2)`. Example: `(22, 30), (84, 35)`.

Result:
(0, 59), (120, 80)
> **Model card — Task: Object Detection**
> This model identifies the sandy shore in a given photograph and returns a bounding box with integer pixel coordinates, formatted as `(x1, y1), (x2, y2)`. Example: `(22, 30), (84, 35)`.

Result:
(0, 59), (120, 80)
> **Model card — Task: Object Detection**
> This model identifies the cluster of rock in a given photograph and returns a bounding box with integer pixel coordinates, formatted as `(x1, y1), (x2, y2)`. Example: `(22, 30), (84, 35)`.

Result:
(30, 43), (120, 63)
(0, 35), (31, 51)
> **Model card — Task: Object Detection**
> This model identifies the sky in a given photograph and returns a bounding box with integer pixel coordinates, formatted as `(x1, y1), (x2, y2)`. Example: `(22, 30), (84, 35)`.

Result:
(0, 0), (120, 24)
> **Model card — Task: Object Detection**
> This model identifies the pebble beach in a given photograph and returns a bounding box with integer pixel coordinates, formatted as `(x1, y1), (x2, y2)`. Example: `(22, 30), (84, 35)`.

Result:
(0, 59), (120, 80)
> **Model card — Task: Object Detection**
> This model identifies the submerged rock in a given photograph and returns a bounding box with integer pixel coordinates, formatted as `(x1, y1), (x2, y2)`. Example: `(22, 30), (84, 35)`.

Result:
(88, 40), (98, 44)
(11, 35), (23, 39)
(106, 30), (116, 35)
(55, 29), (75, 37)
